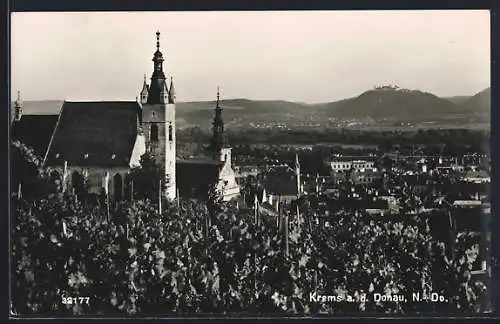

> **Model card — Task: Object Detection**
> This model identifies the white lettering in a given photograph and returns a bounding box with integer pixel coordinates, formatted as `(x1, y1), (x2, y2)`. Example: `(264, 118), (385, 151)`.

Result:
(373, 293), (406, 302)
(309, 292), (348, 303)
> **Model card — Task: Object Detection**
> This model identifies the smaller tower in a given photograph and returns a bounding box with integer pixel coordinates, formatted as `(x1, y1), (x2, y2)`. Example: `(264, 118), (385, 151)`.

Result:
(140, 74), (149, 105)
(14, 91), (23, 121)
(168, 77), (176, 104)
(208, 86), (231, 162)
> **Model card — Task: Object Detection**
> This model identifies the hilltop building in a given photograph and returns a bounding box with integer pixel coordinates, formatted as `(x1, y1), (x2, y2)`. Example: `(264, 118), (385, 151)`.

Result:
(11, 31), (239, 203)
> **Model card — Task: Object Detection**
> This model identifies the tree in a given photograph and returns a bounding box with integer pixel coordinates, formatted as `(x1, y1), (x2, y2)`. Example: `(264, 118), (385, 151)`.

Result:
(11, 141), (56, 202)
(129, 152), (165, 201)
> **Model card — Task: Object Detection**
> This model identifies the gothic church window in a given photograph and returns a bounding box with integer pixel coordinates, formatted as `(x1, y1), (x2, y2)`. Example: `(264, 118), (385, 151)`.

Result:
(151, 124), (158, 142)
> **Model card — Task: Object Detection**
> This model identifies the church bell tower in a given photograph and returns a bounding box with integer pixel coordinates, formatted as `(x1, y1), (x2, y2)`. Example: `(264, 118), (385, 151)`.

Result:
(208, 87), (231, 163)
(139, 31), (176, 200)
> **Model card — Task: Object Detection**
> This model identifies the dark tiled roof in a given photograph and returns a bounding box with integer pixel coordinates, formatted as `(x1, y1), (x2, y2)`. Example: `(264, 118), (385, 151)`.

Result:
(44, 101), (141, 167)
(404, 174), (432, 186)
(176, 160), (222, 199)
(366, 199), (390, 210)
(11, 114), (59, 158)
(263, 172), (298, 195)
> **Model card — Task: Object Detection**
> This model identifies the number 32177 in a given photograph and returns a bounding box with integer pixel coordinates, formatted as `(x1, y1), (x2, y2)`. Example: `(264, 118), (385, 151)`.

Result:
(61, 297), (90, 305)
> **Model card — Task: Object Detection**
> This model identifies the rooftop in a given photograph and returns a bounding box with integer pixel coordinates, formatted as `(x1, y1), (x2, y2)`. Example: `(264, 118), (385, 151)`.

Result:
(11, 114), (59, 158)
(44, 101), (142, 167)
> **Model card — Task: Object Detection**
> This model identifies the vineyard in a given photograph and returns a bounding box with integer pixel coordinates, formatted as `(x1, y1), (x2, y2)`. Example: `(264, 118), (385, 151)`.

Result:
(11, 141), (490, 316)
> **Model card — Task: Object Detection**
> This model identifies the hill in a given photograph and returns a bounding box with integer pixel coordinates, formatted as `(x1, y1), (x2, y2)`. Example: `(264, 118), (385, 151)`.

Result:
(443, 96), (471, 104)
(11, 87), (490, 129)
(177, 99), (314, 128)
(314, 88), (463, 121)
(10, 100), (63, 115)
(458, 87), (490, 115)
(10, 99), (316, 129)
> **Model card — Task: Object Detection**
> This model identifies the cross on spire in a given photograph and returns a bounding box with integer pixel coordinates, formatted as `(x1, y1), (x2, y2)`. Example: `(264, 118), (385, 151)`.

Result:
(147, 31), (166, 104)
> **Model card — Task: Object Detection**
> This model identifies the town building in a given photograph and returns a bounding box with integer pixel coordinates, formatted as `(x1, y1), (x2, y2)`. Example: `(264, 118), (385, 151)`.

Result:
(256, 155), (302, 210)
(327, 156), (376, 174)
(461, 169), (490, 184)
(234, 165), (260, 181)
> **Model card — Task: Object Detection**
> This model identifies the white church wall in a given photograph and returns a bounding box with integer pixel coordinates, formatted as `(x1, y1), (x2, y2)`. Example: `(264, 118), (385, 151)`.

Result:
(52, 165), (129, 197)
(130, 134), (146, 168)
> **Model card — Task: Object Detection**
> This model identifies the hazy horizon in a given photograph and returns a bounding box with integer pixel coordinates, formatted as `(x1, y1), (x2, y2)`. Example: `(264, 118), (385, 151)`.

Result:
(11, 11), (490, 103)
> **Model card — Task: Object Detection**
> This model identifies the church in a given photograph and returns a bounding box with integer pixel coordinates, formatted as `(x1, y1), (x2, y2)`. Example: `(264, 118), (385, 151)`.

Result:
(176, 87), (241, 201)
(11, 31), (240, 203)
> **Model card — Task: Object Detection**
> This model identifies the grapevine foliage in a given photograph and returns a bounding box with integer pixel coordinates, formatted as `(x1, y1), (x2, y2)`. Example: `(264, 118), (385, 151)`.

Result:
(11, 143), (489, 315)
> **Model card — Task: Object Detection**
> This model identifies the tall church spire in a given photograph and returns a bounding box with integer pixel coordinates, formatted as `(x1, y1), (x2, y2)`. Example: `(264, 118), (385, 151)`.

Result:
(208, 86), (229, 154)
(147, 31), (167, 104)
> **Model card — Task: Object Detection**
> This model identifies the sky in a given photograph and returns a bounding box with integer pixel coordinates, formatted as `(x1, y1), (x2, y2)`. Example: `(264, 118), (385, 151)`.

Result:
(10, 10), (490, 103)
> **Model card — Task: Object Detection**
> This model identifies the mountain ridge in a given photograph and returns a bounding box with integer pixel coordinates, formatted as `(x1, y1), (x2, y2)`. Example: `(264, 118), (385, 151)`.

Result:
(12, 87), (490, 127)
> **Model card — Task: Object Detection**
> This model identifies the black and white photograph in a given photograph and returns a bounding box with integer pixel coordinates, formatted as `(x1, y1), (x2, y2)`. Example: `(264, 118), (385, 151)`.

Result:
(9, 10), (492, 316)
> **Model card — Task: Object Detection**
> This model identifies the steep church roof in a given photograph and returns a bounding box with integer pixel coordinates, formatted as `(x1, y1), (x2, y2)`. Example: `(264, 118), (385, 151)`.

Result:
(11, 114), (59, 158)
(44, 101), (142, 167)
